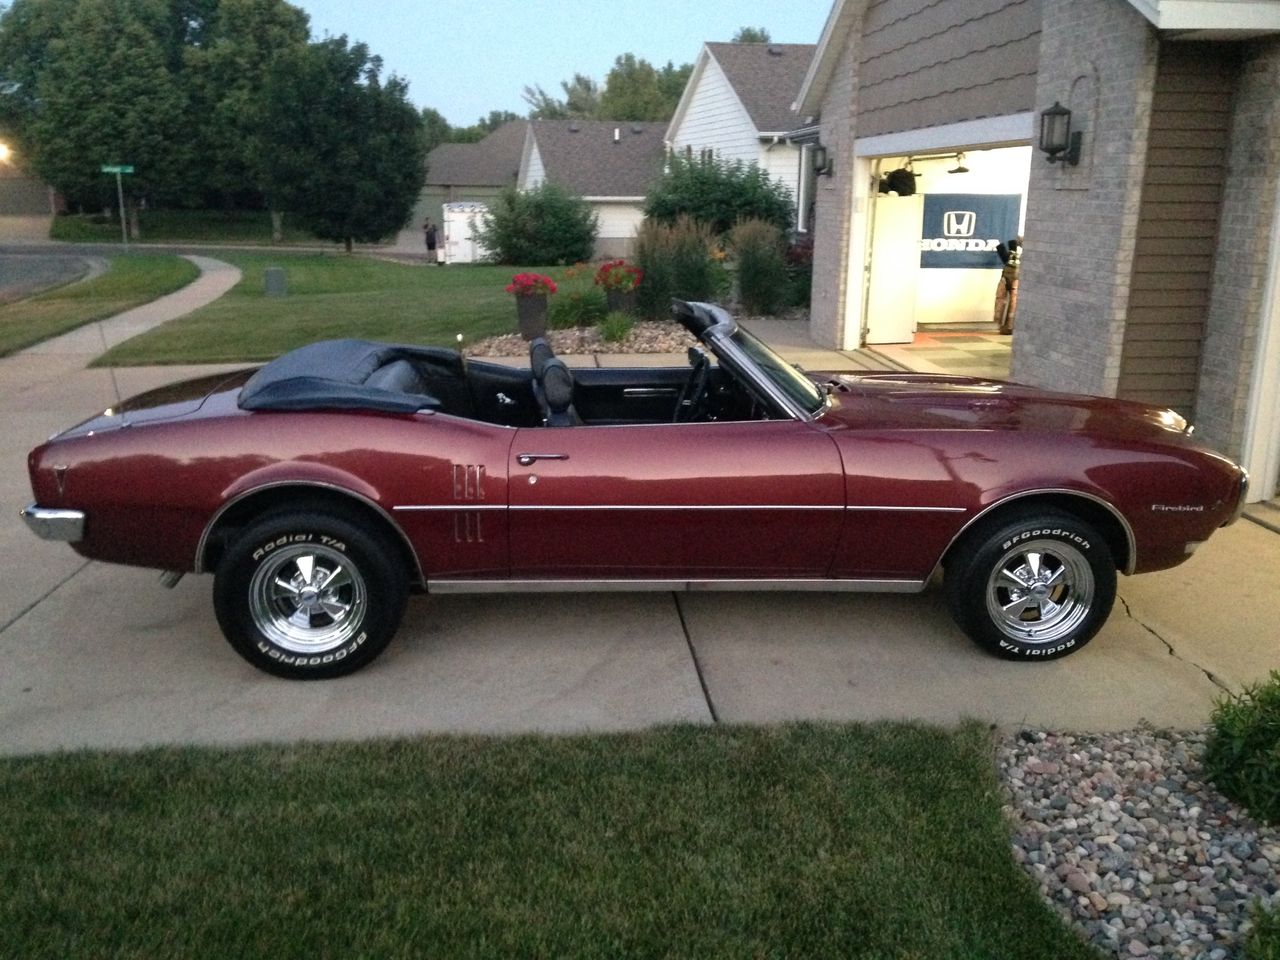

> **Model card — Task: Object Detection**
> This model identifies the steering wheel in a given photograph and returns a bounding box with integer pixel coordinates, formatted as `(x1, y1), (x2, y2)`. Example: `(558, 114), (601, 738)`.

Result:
(673, 347), (711, 423)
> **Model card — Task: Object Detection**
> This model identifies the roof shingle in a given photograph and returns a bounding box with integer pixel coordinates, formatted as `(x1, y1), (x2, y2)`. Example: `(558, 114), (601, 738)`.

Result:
(704, 42), (816, 133)
(425, 120), (527, 187)
(528, 120), (667, 197)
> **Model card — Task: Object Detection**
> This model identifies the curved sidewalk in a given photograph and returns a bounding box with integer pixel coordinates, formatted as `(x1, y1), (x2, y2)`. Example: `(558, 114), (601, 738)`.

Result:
(19, 254), (241, 359)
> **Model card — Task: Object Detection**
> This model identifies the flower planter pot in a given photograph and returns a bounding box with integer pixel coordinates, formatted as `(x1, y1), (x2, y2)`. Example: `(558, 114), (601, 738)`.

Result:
(515, 294), (549, 340)
(605, 287), (637, 315)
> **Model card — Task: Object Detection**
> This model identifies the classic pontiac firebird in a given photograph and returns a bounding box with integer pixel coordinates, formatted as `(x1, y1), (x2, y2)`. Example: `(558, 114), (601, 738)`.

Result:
(23, 301), (1247, 679)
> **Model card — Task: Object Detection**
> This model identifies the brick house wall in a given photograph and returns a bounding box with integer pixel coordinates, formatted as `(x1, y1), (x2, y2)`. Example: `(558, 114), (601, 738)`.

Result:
(810, 38), (862, 348)
(1011, 0), (1158, 396)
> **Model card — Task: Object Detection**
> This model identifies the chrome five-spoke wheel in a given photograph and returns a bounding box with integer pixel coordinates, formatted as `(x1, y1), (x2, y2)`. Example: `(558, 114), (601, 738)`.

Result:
(984, 539), (1094, 645)
(945, 509), (1116, 660)
(214, 508), (408, 679)
(248, 544), (367, 654)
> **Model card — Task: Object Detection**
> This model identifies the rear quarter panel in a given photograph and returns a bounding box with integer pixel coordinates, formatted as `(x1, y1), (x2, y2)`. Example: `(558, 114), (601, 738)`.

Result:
(28, 407), (515, 577)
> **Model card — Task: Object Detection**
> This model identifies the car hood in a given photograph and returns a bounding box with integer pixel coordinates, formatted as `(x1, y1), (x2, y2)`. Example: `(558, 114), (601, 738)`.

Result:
(54, 369), (256, 439)
(817, 372), (1195, 440)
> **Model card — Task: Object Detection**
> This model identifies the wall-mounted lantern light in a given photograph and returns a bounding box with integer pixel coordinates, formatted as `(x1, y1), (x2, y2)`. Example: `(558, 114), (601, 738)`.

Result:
(1038, 101), (1082, 166)
(811, 143), (833, 177)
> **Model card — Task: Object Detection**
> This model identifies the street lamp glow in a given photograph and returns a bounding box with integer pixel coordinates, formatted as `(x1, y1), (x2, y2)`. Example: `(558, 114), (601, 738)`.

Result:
(0, 142), (12, 163)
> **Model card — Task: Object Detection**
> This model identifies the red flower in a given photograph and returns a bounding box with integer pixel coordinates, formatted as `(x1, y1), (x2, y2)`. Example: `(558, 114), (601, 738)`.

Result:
(506, 273), (557, 296)
(593, 259), (643, 291)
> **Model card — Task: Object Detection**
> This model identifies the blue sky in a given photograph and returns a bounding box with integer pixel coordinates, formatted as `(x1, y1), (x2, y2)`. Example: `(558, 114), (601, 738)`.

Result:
(291, 1), (832, 126)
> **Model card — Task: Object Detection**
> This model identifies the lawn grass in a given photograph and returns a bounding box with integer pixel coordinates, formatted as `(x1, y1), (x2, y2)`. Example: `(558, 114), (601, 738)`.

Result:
(95, 253), (567, 366)
(50, 209), (319, 245)
(0, 254), (200, 358)
(0, 722), (1101, 960)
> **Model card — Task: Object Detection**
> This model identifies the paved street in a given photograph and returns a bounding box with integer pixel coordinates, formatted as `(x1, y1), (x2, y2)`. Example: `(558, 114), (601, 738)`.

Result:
(1, 254), (1277, 755)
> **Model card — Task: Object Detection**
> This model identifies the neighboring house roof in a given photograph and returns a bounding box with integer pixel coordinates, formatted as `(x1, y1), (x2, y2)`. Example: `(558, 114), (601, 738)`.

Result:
(699, 42), (817, 134)
(425, 120), (528, 187)
(522, 120), (667, 198)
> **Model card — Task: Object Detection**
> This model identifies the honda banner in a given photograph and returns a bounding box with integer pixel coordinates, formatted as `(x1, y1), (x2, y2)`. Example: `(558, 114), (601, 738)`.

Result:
(919, 194), (1021, 269)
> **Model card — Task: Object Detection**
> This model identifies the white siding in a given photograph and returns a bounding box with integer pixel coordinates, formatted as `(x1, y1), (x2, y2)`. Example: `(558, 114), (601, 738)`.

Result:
(523, 142), (546, 189)
(758, 141), (802, 200)
(592, 201), (644, 240)
(667, 55), (759, 165)
(591, 201), (645, 258)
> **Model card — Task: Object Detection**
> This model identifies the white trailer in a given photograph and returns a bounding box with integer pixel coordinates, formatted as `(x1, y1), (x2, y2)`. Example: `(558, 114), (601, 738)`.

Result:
(441, 202), (491, 264)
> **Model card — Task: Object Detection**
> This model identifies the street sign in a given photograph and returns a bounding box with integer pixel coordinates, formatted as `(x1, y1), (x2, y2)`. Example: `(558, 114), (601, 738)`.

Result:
(101, 164), (135, 245)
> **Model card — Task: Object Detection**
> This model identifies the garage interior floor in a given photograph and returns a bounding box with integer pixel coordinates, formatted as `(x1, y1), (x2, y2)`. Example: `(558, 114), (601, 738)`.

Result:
(868, 328), (1013, 381)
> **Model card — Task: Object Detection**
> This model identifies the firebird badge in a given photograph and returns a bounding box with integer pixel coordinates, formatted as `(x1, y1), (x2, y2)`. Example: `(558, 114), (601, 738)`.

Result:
(1151, 504), (1205, 512)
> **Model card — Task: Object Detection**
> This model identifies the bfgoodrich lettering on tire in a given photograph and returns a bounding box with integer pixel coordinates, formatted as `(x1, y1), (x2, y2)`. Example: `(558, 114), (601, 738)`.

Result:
(945, 508), (1116, 661)
(214, 510), (408, 679)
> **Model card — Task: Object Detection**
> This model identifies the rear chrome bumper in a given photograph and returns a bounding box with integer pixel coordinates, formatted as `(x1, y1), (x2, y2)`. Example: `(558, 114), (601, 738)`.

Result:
(21, 504), (86, 542)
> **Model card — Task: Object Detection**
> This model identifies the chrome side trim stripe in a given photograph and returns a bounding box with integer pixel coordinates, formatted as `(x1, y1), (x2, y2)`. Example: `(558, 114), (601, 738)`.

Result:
(394, 503), (963, 513)
(428, 577), (928, 594)
(846, 505), (965, 513)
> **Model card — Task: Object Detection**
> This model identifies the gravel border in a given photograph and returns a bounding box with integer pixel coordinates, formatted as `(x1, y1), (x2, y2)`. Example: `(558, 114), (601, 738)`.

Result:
(999, 728), (1279, 958)
(463, 321), (697, 358)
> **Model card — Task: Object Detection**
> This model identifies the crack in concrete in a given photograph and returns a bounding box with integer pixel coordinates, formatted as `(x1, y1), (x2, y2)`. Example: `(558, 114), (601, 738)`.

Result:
(1117, 594), (1230, 693)
(671, 593), (718, 723)
(0, 559), (92, 636)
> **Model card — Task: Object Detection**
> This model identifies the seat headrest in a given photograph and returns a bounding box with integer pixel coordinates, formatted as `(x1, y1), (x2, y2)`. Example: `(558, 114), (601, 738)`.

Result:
(529, 337), (554, 378)
(364, 359), (428, 395)
(540, 358), (574, 412)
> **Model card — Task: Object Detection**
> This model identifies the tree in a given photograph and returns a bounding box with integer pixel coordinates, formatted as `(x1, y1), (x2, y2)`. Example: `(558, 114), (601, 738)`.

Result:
(0, 0), (83, 146)
(26, 0), (189, 227)
(450, 109), (520, 142)
(597, 54), (681, 122)
(643, 154), (793, 235)
(522, 73), (598, 119)
(419, 106), (452, 155)
(733, 26), (772, 42)
(0, 0), (312, 213)
(656, 61), (693, 108)
(475, 182), (597, 265)
(183, 0), (310, 207)
(257, 37), (425, 251)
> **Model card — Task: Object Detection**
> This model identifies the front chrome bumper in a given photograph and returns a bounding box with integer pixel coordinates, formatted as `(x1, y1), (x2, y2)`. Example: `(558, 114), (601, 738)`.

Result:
(21, 504), (86, 542)
(1226, 469), (1250, 526)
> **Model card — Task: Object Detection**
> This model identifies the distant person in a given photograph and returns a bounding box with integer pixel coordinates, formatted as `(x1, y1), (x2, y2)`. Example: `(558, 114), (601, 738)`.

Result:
(423, 219), (439, 264)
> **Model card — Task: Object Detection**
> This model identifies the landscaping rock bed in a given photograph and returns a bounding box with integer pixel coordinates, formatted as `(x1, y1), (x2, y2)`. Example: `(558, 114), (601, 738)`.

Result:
(464, 321), (698, 358)
(1000, 728), (1279, 958)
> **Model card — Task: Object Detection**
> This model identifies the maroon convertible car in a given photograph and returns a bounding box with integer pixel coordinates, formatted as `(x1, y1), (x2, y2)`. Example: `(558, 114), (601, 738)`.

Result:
(23, 301), (1247, 679)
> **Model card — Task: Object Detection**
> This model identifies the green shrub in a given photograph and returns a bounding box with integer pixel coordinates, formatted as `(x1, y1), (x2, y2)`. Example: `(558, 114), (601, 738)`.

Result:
(598, 311), (635, 343)
(1245, 899), (1280, 960)
(475, 183), (597, 265)
(643, 154), (794, 235)
(634, 215), (718, 320)
(786, 236), (814, 308)
(548, 263), (606, 329)
(1205, 670), (1280, 824)
(730, 218), (789, 316)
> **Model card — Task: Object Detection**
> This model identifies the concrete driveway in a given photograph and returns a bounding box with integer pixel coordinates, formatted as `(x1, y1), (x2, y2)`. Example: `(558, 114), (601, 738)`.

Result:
(1, 268), (1277, 755)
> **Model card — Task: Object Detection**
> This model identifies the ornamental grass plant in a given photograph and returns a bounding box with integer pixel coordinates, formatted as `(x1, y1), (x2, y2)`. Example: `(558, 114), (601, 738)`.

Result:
(634, 215), (718, 320)
(729, 218), (789, 316)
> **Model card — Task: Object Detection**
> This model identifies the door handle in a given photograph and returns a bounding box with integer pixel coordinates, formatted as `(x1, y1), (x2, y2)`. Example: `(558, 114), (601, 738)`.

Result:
(516, 452), (569, 467)
(622, 387), (678, 398)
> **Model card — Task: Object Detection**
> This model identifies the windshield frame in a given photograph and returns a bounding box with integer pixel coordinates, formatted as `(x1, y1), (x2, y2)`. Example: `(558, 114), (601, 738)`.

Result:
(673, 300), (830, 422)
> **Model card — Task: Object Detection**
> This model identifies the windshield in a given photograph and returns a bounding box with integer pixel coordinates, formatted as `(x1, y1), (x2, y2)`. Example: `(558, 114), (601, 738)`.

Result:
(728, 327), (826, 417)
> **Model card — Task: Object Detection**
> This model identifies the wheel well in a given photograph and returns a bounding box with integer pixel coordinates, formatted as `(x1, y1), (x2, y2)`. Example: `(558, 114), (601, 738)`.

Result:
(942, 493), (1132, 573)
(199, 486), (424, 586)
